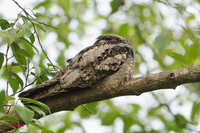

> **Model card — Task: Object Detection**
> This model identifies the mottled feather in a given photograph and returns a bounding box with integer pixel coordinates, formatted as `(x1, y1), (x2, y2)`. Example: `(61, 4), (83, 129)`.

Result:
(19, 34), (135, 101)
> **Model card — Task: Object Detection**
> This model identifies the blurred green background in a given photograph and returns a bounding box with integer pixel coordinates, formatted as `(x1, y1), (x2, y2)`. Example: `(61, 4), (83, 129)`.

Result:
(0, 0), (200, 132)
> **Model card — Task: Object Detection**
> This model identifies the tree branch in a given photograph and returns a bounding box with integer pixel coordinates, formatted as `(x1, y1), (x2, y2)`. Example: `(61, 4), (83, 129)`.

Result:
(1, 65), (200, 132)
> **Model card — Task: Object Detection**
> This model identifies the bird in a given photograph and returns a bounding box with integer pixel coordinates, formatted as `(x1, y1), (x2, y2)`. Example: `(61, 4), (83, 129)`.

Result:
(19, 34), (135, 102)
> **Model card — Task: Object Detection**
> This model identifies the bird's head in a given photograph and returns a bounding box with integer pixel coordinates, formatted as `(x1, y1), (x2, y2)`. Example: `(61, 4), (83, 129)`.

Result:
(94, 34), (132, 46)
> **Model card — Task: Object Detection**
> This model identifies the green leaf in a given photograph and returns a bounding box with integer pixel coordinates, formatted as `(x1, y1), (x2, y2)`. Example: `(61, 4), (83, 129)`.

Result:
(19, 14), (34, 23)
(0, 28), (17, 44)
(17, 49), (32, 59)
(31, 61), (41, 75)
(0, 115), (19, 124)
(34, 23), (46, 32)
(33, 0), (52, 9)
(8, 28), (17, 44)
(176, 114), (189, 125)
(0, 90), (6, 113)
(78, 102), (98, 118)
(0, 30), (9, 43)
(24, 23), (32, 37)
(11, 63), (26, 73)
(32, 118), (42, 125)
(118, 23), (131, 39)
(6, 96), (16, 101)
(0, 19), (10, 29)
(17, 23), (24, 29)
(167, 51), (187, 65)
(17, 23), (32, 38)
(11, 42), (27, 65)
(182, 26), (197, 43)
(17, 23), (25, 34)
(36, 75), (49, 85)
(19, 37), (39, 53)
(34, 12), (45, 18)
(122, 116), (134, 133)
(30, 122), (54, 133)
(0, 120), (12, 127)
(187, 43), (199, 64)
(134, 25), (145, 44)
(41, 68), (56, 77)
(10, 72), (23, 88)
(8, 74), (19, 92)
(99, 107), (119, 126)
(131, 104), (141, 113)
(28, 106), (46, 117)
(191, 101), (200, 122)
(14, 105), (34, 125)
(57, 51), (65, 66)
(0, 53), (4, 69)
(29, 34), (35, 44)
(155, 33), (170, 53)
(41, 129), (54, 133)
(101, 111), (117, 125)
(110, 0), (121, 14)
(29, 122), (46, 130)
(47, 63), (61, 70)
(19, 98), (51, 114)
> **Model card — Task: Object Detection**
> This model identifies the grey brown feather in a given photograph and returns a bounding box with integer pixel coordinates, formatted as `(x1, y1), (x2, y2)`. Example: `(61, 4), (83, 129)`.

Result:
(19, 34), (135, 101)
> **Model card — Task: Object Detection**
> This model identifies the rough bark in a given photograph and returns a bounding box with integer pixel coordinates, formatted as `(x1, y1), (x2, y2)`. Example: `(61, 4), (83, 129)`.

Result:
(0, 65), (200, 132)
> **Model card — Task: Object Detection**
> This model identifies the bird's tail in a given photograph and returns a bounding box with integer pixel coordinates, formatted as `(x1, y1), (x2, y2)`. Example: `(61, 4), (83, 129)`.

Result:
(19, 66), (68, 103)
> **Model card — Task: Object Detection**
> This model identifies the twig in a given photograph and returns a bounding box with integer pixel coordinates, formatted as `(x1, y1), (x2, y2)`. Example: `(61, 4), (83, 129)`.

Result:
(0, 104), (13, 108)
(32, 24), (57, 71)
(6, 106), (12, 114)
(25, 60), (30, 87)
(26, 74), (45, 87)
(5, 45), (10, 112)
(12, 0), (58, 29)
(10, 74), (45, 97)
(12, 11), (22, 29)
(5, 46), (9, 97)
(81, 105), (92, 114)
(7, 55), (14, 60)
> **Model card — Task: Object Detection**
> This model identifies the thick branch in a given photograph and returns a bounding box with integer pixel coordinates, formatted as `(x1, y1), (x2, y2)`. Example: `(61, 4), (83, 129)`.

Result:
(1, 65), (200, 132)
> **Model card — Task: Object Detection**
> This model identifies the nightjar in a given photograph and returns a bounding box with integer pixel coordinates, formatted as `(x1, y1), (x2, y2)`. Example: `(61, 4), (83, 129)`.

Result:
(19, 34), (135, 101)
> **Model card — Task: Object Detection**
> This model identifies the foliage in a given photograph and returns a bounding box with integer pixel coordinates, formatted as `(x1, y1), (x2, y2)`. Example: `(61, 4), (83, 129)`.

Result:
(0, 0), (200, 132)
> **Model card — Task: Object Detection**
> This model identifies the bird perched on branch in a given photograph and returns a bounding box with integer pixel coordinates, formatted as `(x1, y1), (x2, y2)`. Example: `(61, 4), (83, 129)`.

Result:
(19, 34), (135, 102)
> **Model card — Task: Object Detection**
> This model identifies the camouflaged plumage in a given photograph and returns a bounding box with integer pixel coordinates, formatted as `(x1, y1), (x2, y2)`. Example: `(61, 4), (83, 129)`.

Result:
(19, 34), (135, 101)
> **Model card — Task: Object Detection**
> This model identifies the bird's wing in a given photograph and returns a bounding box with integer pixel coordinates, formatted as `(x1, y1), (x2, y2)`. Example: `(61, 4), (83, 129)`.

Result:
(60, 42), (134, 89)
(18, 66), (68, 101)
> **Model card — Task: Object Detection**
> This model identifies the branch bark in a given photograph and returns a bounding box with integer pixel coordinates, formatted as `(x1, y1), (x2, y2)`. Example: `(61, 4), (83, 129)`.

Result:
(1, 65), (200, 132)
